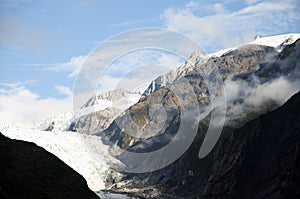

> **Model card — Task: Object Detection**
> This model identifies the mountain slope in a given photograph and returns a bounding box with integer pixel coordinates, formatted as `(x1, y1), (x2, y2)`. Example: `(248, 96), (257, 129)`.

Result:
(103, 38), (300, 198)
(142, 33), (300, 98)
(71, 107), (122, 134)
(202, 90), (300, 199)
(81, 89), (140, 109)
(102, 43), (280, 150)
(71, 89), (141, 134)
(0, 133), (99, 199)
(34, 89), (140, 134)
(109, 91), (300, 199)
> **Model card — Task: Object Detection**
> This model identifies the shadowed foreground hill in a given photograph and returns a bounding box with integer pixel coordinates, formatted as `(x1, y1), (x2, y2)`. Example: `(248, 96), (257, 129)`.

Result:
(0, 133), (99, 199)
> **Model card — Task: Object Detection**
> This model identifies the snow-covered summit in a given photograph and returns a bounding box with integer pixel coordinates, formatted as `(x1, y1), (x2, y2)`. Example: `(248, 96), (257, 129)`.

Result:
(250, 33), (300, 49)
(211, 33), (300, 57)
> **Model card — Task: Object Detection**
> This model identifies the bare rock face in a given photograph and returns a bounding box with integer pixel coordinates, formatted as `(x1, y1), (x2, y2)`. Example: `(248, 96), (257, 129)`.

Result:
(71, 107), (122, 134)
(0, 133), (98, 199)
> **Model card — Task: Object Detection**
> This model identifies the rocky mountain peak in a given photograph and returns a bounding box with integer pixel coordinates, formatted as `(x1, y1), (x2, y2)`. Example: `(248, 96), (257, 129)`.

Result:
(188, 50), (209, 64)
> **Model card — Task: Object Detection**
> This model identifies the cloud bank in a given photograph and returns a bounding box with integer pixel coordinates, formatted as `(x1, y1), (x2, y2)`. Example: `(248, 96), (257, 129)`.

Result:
(161, 0), (300, 51)
(0, 84), (72, 124)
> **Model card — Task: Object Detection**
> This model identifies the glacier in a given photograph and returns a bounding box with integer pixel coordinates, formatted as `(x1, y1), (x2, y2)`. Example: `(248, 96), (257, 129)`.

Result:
(0, 123), (120, 191)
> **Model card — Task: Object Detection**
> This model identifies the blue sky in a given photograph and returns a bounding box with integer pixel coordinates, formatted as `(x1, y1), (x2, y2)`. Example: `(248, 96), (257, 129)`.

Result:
(0, 0), (299, 123)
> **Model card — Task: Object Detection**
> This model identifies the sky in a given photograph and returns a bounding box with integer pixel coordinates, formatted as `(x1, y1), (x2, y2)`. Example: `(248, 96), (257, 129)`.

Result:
(0, 0), (299, 123)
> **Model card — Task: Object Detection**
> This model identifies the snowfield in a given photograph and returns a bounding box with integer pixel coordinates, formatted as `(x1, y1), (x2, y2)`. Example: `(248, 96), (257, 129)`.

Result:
(0, 123), (121, 191)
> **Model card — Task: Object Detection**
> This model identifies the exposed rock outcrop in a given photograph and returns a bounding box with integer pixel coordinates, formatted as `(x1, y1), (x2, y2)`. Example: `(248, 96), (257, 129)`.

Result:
(71, 107), (122, 134)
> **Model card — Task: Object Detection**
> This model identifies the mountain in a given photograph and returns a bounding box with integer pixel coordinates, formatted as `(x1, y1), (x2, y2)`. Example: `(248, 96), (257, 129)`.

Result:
(71, 107), (122, 134)
(141, 33), (300, 98)
(70, 89), (141, 134)
(201, 92), (300, 199)
(107, 90), (300, 199)
(81, 88), (140, 109)
(100, 37), (300, 198)
(102, 38), (300, 151)
(140, 50), (209, 98)
(36, 89), (140, 134)
(0, 133), (98, 199)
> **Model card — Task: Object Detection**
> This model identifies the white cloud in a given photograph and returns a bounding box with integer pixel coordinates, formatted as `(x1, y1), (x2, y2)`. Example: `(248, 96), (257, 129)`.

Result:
(244, 0), (262, 5)
(0, 84), (72, 124)
(66, 56), (86, 77)
(245, 77), (300, 106)
(161, 0), (300, 51)
(54, 85), (73, 97)
(157, 53), (184, 68)
(43, 55), (86, 78)
(26, 55), (86, 78)
(213, 3), (226, 14)
(223, 76), (300, 120)
(234, 1), (294, 15)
